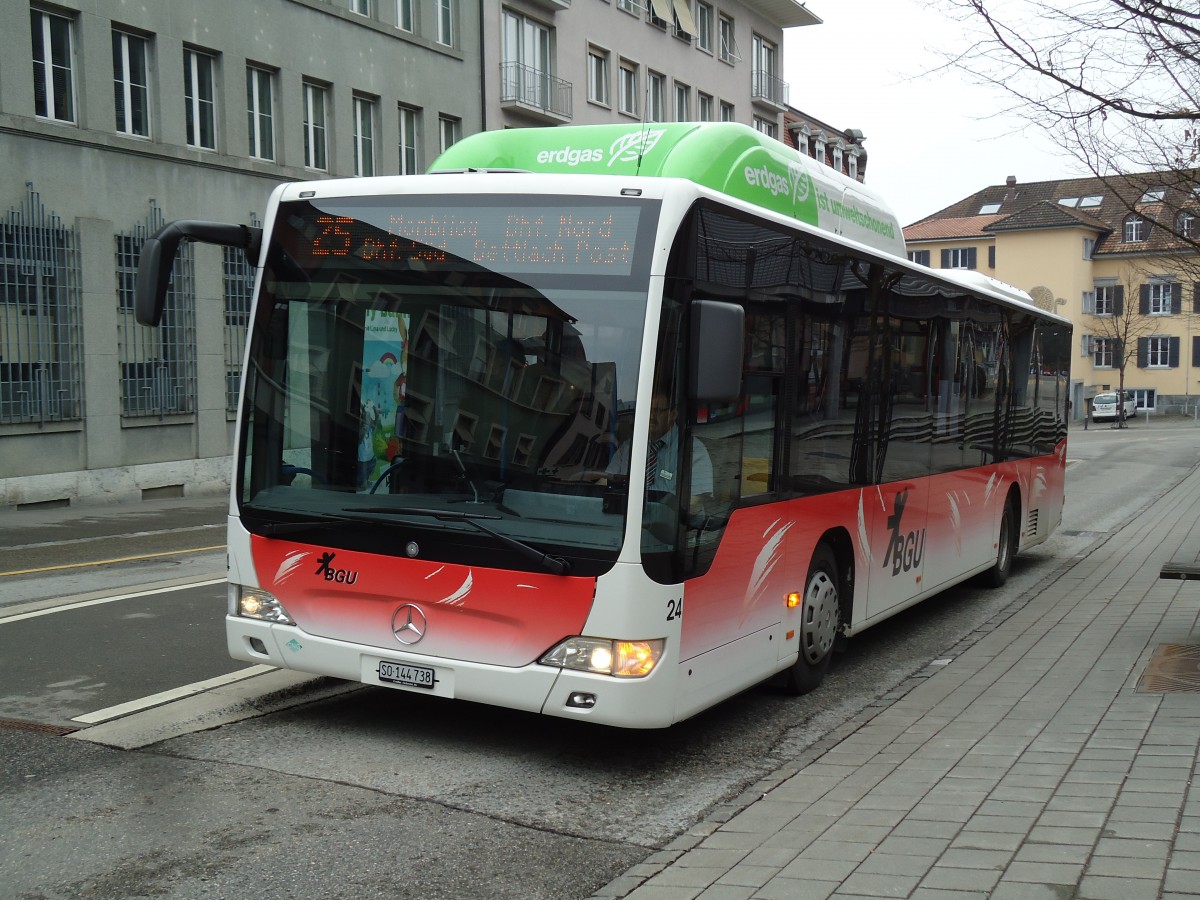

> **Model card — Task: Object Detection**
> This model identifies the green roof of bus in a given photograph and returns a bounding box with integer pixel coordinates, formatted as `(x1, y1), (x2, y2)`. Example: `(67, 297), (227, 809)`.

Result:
(427, 122), (904, 257)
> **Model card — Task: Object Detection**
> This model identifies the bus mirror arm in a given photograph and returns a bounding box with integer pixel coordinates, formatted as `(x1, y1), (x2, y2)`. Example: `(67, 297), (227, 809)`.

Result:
(135, 220), (263, 326)
(689, 299), (745, 405)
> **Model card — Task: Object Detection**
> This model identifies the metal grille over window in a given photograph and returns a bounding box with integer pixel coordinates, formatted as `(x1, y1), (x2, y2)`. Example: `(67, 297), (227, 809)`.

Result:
(0, 183), (82, 426)
(116, 203), (196, 418)
(223, 213), (259, 412)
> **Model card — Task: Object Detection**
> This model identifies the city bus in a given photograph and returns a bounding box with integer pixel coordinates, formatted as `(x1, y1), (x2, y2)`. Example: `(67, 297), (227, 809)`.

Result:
(136, 122), (1071, 728)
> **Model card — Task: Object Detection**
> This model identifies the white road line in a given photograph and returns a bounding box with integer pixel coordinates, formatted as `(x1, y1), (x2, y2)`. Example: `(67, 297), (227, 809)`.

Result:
(71, 665), (277, 724)
(0, 578), (226, 625)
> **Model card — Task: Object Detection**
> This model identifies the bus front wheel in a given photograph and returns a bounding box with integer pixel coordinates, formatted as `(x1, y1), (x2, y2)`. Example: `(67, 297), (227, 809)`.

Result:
(785, 543), (840, 696)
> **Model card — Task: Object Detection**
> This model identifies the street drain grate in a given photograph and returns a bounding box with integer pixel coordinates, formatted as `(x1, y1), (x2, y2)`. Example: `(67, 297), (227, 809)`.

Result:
(1136, 644), (1200, 693)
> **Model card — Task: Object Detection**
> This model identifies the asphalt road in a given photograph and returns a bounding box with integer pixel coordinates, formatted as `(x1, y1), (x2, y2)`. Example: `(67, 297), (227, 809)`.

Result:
(2, 419), (1197, 899)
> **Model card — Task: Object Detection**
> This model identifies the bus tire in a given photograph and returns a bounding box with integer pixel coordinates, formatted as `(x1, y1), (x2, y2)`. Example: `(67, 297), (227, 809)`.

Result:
(785, 543), (840, 696)
(983, 496), (1018, 588)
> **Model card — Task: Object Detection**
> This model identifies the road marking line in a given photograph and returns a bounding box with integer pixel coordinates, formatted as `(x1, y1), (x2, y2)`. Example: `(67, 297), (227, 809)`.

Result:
(0, 545), (225, 578)
(0, 578), (226, 625)
(71, 665), (277, 724)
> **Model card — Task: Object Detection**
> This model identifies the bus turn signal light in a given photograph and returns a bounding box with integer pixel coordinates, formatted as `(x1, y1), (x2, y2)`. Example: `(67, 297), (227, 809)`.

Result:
(541, 637), (664, 678)
(787, 592), (802, 609)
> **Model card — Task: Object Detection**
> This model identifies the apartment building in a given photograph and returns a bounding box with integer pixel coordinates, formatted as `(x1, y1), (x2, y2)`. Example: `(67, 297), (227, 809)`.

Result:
(487, 0), (817, 138)
(2, 0), (847, 509)
(904, 171), (1200, 420)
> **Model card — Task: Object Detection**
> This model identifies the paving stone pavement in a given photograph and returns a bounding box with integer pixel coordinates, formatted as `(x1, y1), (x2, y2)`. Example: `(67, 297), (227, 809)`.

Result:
(593, 460), (1200, 899)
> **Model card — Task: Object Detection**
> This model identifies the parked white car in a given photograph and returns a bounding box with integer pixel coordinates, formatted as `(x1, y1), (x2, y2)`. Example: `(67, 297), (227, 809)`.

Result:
(1091, 390), (1137, 423)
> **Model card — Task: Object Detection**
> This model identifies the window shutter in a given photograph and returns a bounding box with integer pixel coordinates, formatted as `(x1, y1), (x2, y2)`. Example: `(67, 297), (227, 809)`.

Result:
(1114, 285), (1124, 316)
(1172, 282), (1183, 314)
(1082, 291), (1096, 314)
(1081, 334), (1092, 356)
(1170, 336), (1181, 367)
(1139, 284), (1150, 314)
(940, 249), (950, 268)
(987, 246), (995, 268)
(1193, 335), (1200, 367)
(966, 247), (977, 269)
(1137, 337), (1148, 368)
(1194, 283), (1200, 314)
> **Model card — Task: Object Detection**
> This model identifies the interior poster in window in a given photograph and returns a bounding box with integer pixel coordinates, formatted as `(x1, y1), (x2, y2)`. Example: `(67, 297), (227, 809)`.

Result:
(358, 309), (409, 491)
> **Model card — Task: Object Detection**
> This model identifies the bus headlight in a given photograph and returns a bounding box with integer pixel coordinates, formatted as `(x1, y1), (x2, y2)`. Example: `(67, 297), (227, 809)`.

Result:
(540, 637), (664, 678)
(236, 587), (295, 625)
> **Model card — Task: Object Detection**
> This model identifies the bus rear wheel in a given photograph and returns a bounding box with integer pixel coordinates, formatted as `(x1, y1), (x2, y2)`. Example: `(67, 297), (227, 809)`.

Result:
(983, 496), (1018, 588)
(785, 543), (841, 696)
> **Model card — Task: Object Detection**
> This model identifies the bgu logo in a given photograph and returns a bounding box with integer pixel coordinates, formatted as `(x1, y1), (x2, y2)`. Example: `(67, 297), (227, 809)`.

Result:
(882, 489), (926, 576)
(315, 551), (359, 585)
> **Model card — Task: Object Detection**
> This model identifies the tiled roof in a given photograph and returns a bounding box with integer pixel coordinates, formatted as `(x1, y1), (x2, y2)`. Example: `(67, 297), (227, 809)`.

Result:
(905, 215), (1004, 242)
(903, 169), (1200, 256)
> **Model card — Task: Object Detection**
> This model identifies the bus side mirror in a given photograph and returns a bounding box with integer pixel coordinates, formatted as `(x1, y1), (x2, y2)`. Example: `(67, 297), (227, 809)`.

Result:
(689, 299), (744, 404)
(135, 221), (262, 326)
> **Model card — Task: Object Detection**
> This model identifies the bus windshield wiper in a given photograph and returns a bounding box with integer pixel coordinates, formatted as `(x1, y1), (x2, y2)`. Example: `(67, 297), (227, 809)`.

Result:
(247, 511), (365, 536)
(349, 506), (572, 576)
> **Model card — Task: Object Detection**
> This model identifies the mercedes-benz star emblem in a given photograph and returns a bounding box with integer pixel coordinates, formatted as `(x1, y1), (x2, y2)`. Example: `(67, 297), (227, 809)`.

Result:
(391, 603), (427, 645)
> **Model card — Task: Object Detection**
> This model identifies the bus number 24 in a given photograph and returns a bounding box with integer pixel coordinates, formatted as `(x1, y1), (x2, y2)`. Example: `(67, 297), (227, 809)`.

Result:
(667, 597), (683, 621)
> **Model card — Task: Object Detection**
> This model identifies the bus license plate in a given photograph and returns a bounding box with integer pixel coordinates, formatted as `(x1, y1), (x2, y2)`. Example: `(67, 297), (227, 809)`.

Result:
(377, 660), (435, 689)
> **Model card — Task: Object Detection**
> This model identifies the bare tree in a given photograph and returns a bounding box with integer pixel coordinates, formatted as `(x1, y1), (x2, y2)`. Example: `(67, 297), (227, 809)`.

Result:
(945, 0), (1200, 248)
(1082, 268), (1161, 426)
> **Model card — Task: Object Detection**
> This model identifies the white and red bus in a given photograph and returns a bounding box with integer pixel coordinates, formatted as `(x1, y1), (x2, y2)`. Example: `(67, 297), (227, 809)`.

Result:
(136, 123), (1070, 728)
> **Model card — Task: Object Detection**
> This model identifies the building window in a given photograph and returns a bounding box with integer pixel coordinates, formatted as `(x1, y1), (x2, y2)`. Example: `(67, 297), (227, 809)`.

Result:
(697, 92), (713, 121)
(1146, 281), (1174, 315)
(814, 136), (826, 163)
(907, 249), (930, 266)
(695, 1), (713, 52)
(184, 49), (217, 150)
(1132, 387), (1156, 410)
(616, 0), (639, 13)
(1092, 336), (1114, 368)
(223, 236), (257, 412)
(752, 116), (776, 138)
(1094, 284), (1120, 315)
(752, 34), (781, 103)
(353, 96), (376, 176)
(588, 47), (610, 106)
(396, 0), (414, 31)
(113, 31), (150, 137)
(0, 187), (83, 426)
(436, 0), (454, 46)
(618, 61), (638, 116)
(398, 104), (420, 174)
(719, 100), (734, 122)
(501, 11), (552, 111)
(31, 9), (75, 123)
(246, 66), (274, 160)
(303, 81), (328, 170)
(349, 0), (372, 15)
(941, 247), (977, 269)
(1083, 236), (1095, 259)
(674, 82), (689, 121)
(1179, 211), (1196, 238)
(1145, 336), (1174, 367)
(832, 146), (843, 172)
(438, 114), (460, 152)
(848, 152), (859, 180)
(718, 13), (737, 63)
(647, 71), (664, 122)
(1124, 215), (1146, 242)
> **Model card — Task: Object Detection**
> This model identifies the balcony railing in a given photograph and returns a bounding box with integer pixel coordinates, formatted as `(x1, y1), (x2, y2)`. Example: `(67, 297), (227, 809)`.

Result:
(752, 70), (789, 108)
(500, 62), (573, 121)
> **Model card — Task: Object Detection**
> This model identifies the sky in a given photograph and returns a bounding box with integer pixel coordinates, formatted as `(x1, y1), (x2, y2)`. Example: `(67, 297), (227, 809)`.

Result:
(782, 0), (1087, 226)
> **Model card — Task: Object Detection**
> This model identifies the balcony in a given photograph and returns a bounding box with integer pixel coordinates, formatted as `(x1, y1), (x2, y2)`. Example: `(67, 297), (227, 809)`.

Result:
(752, 70), (789, 109)
(523, 0), (571, 11)
(500, 62), (573, 123)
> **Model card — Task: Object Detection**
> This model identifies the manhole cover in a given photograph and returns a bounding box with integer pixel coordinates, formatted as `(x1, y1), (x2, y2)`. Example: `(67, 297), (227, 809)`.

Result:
(1137, 644), (1200, 693)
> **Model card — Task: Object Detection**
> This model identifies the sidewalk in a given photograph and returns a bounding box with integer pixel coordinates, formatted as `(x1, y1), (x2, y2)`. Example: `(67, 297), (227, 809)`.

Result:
(597, 466), (1200, 898)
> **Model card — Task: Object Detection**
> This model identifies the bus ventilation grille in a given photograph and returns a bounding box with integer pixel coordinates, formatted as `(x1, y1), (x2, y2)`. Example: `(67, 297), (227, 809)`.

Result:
(1026, 508), (1039, 536)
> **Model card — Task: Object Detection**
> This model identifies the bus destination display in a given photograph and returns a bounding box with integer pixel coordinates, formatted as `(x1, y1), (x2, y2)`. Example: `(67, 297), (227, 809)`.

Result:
(308, 204), (643, 277)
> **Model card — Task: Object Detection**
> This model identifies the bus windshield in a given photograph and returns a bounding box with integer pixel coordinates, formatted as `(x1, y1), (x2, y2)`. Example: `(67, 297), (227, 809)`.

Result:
(239, 194), (660, 571)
